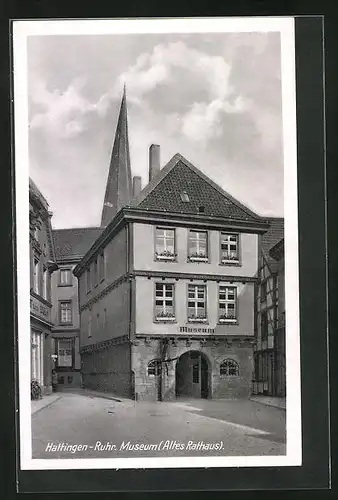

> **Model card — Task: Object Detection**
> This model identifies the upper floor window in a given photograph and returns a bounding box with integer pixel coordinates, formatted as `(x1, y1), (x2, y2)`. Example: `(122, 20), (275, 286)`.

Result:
(261, 310), (268, 341)
(86, 268), (91, 294)
(59, 268), (72, 287)
(188, 284), (207, 322)
(220, 359), (239, 376)
(220, 233), (240, 264)
(98, 252), (105, 282)
(93, 259), (98, 287)
(42, 266), (48, 301)
(188, 230), (208, 262)
(59, 300), (72, 324)
(33, 257), (39, 295)
(260, 280), (267, 302)
(155, 283), (175, 321)
(218, 286), (237, 323)
(147, 359), (162, 376)
(155, 228), (176, 261)
(88, 312), (92, 338)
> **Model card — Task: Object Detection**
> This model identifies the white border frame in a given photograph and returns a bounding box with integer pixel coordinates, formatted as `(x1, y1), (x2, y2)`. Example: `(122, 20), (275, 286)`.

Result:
(13, 16), (301, 471)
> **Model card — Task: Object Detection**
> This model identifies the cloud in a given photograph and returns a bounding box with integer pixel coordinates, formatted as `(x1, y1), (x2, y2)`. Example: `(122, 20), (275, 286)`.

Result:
(29, 77), (97, 139)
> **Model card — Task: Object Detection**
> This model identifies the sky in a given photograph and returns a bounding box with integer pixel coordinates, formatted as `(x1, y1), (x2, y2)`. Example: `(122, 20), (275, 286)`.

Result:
(27, 30), (284, 229)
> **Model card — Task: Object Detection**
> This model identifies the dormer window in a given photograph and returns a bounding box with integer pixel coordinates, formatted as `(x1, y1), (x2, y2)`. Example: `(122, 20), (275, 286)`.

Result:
(180, 191), (190, 202)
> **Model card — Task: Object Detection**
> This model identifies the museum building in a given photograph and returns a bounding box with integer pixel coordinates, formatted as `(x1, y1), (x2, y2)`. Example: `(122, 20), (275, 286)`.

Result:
(29, 179), (58, 395)
(73, 89), (271, 401)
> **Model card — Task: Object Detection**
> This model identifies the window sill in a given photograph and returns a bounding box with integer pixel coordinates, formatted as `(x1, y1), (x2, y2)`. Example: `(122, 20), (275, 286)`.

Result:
(58, 283), (73, 287)
(154, 318), (177, 323)
(218, 319), (238, 325)
(188, 318), (208, 324)
(187, 257), (209, 263)
(155, 255), (177, 262)
(220, 260), (241, 267)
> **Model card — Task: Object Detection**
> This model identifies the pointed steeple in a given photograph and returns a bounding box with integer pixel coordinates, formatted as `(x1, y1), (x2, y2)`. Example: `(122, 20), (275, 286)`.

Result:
(101, 86), (132, 227)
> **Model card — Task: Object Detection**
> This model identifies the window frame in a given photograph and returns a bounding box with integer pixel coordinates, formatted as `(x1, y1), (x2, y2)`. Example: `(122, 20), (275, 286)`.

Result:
(57, 339), (74, 368)
(261, 310), (269, 341)
(187, 283), (208, 323)
(220, 358), (240, 377)
(154, 282), (176, 322)
(218, 285), (238, 324)
(33, 256), (40, 295)
(59, 300), (73, 325)
(260, 280), (268, 302)
(58, 267), (73, 287)
(154, 226), (177, 262)
(86, 267), (91, 294)
(42, 266), (48, 301)
(99, 252), (105, 283)
(219, 232), (241, 266)
(147, 359), (162, 376)
(187, 229), (209, 263)
(88, 311), (92, 338)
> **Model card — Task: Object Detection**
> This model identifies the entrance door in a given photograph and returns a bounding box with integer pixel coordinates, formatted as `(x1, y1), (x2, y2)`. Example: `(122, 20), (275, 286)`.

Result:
(175, 351), (209, 399)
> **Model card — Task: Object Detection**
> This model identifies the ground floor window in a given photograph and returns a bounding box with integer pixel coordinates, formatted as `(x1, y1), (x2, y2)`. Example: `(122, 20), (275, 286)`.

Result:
(147, 359), (162, 376)
(31, 330), (44, 387)
(220, 358), (239, 376)
(57, 339), (73, 367)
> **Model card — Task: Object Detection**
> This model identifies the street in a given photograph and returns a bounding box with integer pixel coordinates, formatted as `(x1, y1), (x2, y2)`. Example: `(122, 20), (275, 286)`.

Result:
(32, 391), (286, 459)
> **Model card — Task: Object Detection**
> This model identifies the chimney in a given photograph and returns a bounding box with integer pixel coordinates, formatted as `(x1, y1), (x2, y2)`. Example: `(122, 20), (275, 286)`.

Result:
(132, 176), (142, 198)
(149, 144), (160, 182)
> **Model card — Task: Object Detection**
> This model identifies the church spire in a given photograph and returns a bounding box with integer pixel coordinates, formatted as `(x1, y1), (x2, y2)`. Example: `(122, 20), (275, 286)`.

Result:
(100, 85), (132, 227)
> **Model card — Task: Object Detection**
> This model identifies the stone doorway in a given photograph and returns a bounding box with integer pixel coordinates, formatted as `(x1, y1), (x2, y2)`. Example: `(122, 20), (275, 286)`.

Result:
(175, 350), (210, 399)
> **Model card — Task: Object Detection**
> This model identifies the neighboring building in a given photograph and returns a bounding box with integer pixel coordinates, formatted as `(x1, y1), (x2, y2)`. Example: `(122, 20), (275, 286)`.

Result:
(252, 218), (285, 397)
(29, 179), (58, 395)
(73, 89), (270, 401)
(51, 227), (102, 388)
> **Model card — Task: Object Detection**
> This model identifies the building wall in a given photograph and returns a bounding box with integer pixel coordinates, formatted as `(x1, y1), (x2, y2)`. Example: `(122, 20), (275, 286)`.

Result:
(81, 339), (131, 397)
(78, 226), (128, 305)
(131, 338), (253, 401)
(133, 223), (258, 277)
(135, 276), (254, 337)
(29, 196), (55, 395)
(80, 280), (130, 347)
(51, 264), (80, 328)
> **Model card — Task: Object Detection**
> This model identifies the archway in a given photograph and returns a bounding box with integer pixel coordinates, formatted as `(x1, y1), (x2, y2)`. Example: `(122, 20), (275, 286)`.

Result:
(175, 350), (210, 399)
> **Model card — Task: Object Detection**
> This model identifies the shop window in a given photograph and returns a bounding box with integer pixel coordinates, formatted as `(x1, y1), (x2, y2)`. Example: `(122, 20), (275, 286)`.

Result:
(220, 359), (239, 376)
(58, 339), (73, 367)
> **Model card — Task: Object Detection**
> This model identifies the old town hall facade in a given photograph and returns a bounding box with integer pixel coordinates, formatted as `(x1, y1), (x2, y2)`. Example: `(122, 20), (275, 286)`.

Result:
(73, 89), (272, 401)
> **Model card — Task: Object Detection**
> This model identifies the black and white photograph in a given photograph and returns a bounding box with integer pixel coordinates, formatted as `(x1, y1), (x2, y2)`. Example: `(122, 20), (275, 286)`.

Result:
(13, 17), (301, 471)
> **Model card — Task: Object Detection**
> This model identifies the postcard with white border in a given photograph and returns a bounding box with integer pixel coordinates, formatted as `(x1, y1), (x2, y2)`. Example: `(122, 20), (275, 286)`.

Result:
(13, 16), (303, 474)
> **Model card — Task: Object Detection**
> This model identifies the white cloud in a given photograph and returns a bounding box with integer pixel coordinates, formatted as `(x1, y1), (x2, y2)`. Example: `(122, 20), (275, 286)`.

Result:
(29, 77), (97, 138)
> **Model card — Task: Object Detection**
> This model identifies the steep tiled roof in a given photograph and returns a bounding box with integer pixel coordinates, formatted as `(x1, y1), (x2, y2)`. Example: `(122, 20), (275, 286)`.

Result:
(53, 227), (103, 262)
(132, 154), (262, 222)
(261, 217), (284, 272)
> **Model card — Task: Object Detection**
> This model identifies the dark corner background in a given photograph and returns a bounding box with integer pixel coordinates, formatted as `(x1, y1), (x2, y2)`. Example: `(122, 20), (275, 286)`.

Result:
(1, 2), (337, 499)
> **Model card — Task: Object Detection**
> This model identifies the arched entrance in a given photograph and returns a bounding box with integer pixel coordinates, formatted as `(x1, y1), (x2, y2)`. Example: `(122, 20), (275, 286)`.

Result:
(175, 351), (210, 399)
